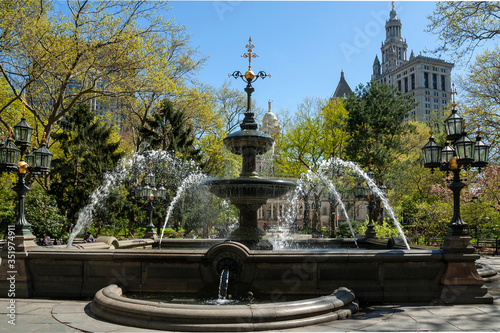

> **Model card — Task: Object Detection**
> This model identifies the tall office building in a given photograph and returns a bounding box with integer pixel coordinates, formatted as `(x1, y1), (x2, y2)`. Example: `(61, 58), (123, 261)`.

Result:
(371, 6), (454, 125)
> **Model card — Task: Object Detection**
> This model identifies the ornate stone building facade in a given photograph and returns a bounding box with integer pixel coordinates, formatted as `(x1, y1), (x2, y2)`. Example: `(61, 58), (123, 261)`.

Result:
(371, 6), (454, 126)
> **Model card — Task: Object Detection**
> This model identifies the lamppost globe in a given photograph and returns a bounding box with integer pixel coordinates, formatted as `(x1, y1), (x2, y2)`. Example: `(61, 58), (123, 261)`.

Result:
(0, 132), (20, 169)
(454, 129), (475, 164)
(472, 131), (489, 169)
(354, 182), (364, 199)
(13, 116), (33, 149)
(440, 141), (455, 165)
(422, 128), (441, 170)
(444, 110), (464, 142)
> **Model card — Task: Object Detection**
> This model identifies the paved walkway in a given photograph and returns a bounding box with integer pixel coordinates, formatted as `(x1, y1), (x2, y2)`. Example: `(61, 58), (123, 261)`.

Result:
(1, 256), (499, 333)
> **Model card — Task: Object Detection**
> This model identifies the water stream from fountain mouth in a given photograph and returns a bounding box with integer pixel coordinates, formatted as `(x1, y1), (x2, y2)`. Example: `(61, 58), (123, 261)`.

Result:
(158, 172), (207, 245)
(66, 150), (201, 248)
(307, 170), (359, 248)
(321, 158), (411, 250)
(218, 268), (230, 300)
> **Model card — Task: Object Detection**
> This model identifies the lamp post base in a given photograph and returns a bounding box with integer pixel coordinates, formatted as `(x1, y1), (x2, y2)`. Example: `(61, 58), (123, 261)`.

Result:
(143, 229), (157, 239)
(441, 234), (474, 253)
(2, 234), (37, 252)
(364, 227), (377, 239)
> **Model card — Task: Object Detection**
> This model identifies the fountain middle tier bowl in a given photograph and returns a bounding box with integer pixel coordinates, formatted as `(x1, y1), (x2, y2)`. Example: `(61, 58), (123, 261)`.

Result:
(223, 129), (274, 155)
(205, 178), (297, 203)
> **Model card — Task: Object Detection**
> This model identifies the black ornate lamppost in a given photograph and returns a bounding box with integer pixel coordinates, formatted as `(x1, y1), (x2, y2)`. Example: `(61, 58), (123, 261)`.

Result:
(422, 87), (489, 249)
(354, 169), (388, 239)
(133, 160), (167, 238)
(0, 107), (53, 250)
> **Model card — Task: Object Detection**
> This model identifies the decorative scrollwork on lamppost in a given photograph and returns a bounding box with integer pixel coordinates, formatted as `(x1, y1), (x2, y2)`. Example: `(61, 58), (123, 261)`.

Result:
(133, 160), (167, 239)
(422, 86), (490, 248)
(354, 169), (388, 239)
(0, 104), (53, 250)
(228, 37), (270, 131)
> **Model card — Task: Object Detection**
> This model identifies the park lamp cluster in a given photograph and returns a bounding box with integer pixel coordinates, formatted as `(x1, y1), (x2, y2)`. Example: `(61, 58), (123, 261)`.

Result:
(0, 111), (53, 239)
(422, 95), (489, 174)
(133, 160), (167, 238)
(421, 88), (490, 237)
(0, 117), (53, 174)
(133, 160), (167, 201)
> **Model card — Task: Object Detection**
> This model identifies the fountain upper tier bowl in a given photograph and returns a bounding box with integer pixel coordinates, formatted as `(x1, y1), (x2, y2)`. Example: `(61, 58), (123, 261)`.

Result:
(223, 129), (274, 155)
(205, 178), (297, 204)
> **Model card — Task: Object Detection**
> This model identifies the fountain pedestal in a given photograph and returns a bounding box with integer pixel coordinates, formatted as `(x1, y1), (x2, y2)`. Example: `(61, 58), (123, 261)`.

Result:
(205, 45), (296, 249)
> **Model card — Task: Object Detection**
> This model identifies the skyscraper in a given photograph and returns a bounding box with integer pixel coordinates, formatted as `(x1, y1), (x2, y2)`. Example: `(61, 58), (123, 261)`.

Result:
(371, 5), (454, 125)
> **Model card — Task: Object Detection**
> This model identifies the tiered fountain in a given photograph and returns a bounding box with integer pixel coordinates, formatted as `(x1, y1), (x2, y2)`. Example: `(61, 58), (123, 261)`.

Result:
(205, 37), (296, 250)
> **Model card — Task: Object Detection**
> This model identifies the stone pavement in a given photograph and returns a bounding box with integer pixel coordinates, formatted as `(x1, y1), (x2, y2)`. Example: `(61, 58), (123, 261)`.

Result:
(1, 256), (499, 333)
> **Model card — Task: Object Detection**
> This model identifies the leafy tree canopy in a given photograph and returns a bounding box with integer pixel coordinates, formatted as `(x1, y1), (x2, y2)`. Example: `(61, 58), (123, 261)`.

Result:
(49, 102), (124, 226)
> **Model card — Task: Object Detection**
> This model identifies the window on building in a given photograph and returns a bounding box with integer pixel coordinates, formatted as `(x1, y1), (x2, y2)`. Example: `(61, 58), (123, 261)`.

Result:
(425, 97), (430, 102)
(442, 99), (447, 105)
(432, 74), (437, 89)
(398, 80), (402, 91)
(434, 98), (439, 103)
(424, 72), (429, 88)
(425, 90), (430, 95)
(404, 77), (408, 93)
(442, 93), (447, 97)
(441, 75), (446, 91)
(434, 92), (439, 96)
(434, 104), (439, 109)
(411, 74), (415, 90)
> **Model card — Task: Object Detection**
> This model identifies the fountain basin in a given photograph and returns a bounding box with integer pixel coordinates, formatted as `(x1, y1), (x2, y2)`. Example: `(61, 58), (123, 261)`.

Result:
(90, 284), (358, 331)
(3, 241), (491, 304)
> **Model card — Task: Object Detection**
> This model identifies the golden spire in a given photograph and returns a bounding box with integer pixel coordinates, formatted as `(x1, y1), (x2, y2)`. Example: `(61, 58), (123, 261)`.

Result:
(429, 125), (434, 136)
(451, 83), (457, 108)
(241, 36), (259, 71)
(392, 1), (395, 10)
(461, 118), (466, 132)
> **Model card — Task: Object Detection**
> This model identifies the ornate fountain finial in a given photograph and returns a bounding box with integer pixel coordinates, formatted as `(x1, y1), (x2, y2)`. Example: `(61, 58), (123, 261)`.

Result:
(451, 84), (457, 109)
(7, 127), (13, 138)
(429, 125), (434, 136)
(242, 37), (258, 72)
(461, 118), (466, 132)
(41, 132), (47, 144)
(228, 37), (271, 130)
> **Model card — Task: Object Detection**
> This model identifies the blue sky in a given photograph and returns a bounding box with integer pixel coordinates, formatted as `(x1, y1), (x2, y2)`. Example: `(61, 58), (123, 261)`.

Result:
(167, 1), (450, 115)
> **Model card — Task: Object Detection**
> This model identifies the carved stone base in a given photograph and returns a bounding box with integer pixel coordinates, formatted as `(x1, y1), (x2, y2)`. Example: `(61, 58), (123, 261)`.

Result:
(439, 259), (493, 304)
(2, 234), (37, 252)
(441, 235), (474, 253)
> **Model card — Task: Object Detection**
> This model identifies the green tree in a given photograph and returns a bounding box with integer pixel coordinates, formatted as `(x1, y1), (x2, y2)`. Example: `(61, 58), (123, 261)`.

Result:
(427, 1), (500, 63)
(344, 81), (416, 224)
(49, 103), (124, 228)
(344, 81), (416, 175)
(277, 97), (348, 233)
(0, 0), (204, 143)
(138, 100), (202, 164)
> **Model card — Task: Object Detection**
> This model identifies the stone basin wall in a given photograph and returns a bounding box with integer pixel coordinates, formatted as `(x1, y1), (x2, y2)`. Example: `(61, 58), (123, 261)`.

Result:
(0, 241), (492, 304)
